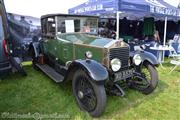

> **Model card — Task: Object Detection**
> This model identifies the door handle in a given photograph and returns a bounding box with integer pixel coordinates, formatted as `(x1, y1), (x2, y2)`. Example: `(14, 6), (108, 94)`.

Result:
(63, 48), (68, 59)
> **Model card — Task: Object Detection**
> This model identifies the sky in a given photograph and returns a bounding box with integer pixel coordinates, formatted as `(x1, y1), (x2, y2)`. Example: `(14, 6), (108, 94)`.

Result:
(4, 0), (180, 18)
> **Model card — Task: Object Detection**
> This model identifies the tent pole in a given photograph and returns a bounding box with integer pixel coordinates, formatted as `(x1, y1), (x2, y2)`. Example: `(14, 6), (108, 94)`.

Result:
(116, 12), (120, 40)
(163, 16), (167, 46)
(162, 16), (168, 62)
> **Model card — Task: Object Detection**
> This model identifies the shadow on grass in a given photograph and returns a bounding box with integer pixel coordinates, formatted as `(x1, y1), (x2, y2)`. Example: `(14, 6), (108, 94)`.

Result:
(100, 79), (168, 119)
(0, 65), (169, 119)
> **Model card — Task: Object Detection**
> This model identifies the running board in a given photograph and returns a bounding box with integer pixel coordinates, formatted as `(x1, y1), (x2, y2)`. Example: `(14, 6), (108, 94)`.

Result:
(36, 64), (64, 83)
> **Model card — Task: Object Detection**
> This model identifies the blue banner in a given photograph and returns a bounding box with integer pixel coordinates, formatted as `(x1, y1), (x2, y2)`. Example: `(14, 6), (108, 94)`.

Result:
(69, 0), (180, 18)
(69, 0), (118, 15)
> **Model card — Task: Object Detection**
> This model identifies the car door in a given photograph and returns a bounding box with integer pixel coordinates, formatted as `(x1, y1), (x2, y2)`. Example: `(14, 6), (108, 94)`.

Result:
(56, 37), (74, 65)
(0, 15), (6, 62)
(41, 17), (58, 59)
(55, 18), (79, 65)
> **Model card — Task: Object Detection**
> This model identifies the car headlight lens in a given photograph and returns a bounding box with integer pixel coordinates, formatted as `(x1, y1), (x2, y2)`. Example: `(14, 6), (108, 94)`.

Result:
(85, 51), (93, 59)
(111, 58), (121, 72)
(133, 54), (142, 65)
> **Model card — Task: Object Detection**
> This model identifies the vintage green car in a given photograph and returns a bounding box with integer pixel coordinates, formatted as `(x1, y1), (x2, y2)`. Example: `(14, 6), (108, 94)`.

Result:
(30, 14), (159, 117)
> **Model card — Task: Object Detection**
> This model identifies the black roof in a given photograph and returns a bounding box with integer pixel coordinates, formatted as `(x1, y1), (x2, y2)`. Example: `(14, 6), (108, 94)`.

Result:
(41, 13), (99, 19)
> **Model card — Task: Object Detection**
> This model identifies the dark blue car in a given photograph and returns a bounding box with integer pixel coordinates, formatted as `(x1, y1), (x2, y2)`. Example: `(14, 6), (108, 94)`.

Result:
(0, 0), (26, 76)
(0, 0), (11, 75)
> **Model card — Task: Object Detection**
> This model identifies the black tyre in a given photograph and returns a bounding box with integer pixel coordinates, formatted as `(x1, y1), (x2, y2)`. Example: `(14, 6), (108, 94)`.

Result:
(132, 62), (158, 95)
(72, 69), (107, 117)
(10, 56), (27, 76)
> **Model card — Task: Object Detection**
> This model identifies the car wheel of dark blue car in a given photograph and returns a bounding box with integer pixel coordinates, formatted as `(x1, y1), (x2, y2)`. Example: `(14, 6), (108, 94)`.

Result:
(10, 56), (27, 76)
(72, 69), (107, 117)
(132, 62), (158, 95)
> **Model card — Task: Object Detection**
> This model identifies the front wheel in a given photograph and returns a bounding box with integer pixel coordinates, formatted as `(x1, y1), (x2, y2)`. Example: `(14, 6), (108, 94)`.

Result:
(131, 62), (159, 95)
(72, 69), (107, 117)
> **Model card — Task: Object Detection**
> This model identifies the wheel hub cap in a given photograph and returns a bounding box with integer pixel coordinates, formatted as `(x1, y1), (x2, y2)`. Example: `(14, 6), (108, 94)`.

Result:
(78, 91), (84, 99)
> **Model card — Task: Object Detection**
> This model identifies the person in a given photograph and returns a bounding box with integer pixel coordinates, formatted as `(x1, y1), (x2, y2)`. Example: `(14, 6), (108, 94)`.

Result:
(19, 16), (29, 25)
(144, 26), (160, 44)
(81, 26), (90, 33)
(121, 17), (129, 36)
(154, 29), (160, 43)
(106, 19), (113, 30)
(81, 21), (91, 33)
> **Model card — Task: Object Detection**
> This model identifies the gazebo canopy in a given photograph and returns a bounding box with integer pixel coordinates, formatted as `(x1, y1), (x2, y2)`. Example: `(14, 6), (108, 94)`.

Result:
(69, 0), (180, 20)
(69, 0), (180, 45)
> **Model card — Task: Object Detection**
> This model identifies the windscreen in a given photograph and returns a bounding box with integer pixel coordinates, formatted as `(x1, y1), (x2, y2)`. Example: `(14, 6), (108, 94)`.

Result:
(58, 33), (113, 47)
(56, 16), (98, 34)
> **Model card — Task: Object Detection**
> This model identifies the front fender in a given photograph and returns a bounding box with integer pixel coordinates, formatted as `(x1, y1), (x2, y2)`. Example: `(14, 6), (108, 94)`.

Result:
(68, 59), (109, 83)
(130, 51), (159, 66)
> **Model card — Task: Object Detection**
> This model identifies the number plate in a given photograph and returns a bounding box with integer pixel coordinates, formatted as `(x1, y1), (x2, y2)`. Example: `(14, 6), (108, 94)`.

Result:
(114, 69), (135, 82)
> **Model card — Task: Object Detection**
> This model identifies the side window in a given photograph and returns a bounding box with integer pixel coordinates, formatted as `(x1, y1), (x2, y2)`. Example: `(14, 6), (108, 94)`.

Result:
(74, 19), (80, 32)
(57, 19), (65, 33)
(0, 16), (4, 40)
(57, 17), (80, 33)
(41, 18), (47, 35)
(84, 18), (98, 33)
(42, 17), (56, 37)
(47, 17), (55, 36)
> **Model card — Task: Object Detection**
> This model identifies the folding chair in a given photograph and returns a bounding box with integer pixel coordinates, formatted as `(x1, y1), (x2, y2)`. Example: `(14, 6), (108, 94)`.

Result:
(169, 39), (180, 73)
(169, 59), (180, 73)
(169, 43), (180, 73)
(169, 43), (180, 58)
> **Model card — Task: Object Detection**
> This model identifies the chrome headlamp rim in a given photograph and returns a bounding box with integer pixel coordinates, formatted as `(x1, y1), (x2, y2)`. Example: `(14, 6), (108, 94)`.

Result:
(110, 58), (121, 72)
(133, 54), (142, 66)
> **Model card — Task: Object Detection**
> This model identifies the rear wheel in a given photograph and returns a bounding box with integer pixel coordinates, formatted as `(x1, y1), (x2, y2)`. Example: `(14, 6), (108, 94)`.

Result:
(10, 56), (27, 76)
(132, 62), (158, 94)
(72, 69), (107, 117)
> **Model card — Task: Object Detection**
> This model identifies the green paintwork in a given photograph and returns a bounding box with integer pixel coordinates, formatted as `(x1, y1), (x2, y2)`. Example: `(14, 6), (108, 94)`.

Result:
(43, 33), (107, 65)
(74, 44), (104, 63)
(41, 15), (118, 67)
(43, 38), (74, 65)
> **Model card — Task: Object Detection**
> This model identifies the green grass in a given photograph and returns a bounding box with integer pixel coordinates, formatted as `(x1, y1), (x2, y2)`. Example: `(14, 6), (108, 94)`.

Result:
(0, 60), (180, 120)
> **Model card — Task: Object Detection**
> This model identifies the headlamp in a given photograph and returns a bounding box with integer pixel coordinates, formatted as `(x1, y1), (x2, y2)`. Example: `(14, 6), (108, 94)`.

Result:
(110, 58), (121, 72)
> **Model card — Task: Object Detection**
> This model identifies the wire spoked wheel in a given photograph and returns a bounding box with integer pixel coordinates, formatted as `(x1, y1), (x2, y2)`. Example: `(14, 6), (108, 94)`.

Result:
(136, 65), (151, 89)
(132, 62), (159, 95)
(76, 77), (97, 111)
(72, 69), (106, 117)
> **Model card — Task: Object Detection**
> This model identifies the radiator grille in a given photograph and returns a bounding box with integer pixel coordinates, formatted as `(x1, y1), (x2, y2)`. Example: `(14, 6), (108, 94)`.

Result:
(109, 47), (129, 71)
